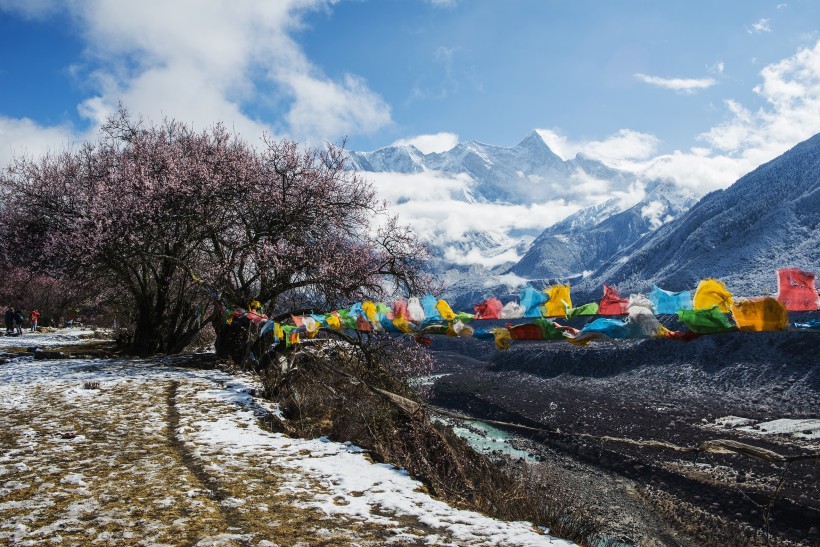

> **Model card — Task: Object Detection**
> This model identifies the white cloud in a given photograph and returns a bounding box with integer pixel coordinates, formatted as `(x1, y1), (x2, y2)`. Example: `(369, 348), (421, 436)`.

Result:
(0, 0), (391, 147)
(391, 132), (459, 154)
(536, 128), (659, 164)
(634, 73), (717, 94)
(710, 61), (725, 75)
(538, 40), (820, 195)
(0, 116), (81, 167)
(366, 170), (581, 264)
(444, 247), (522, 268)
(749, 18), (772, 34)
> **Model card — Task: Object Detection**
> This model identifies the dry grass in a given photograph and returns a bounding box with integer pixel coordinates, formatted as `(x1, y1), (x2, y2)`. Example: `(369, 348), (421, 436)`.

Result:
(259, 343), (602, 545)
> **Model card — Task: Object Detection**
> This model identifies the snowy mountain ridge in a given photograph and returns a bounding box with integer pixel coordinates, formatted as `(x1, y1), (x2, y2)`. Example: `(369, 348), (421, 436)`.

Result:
(350, 131), (699, 303)
(576, 132), (820, 299)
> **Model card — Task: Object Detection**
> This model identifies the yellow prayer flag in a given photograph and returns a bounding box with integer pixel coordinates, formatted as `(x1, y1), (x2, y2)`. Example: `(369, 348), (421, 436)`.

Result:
(693, 279), (733, 313)
(731, 297), (789, 332)
(436, 299), (456, 321)
(392, 316), (416, 333)
(493, 327), (512, 350)
(362, 301), (379, 322)
(543, 284), (572, 318)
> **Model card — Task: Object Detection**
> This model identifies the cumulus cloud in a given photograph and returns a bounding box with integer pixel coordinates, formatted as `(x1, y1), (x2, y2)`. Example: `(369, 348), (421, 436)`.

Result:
(391, 132), (459, 154)
(646, 39), (820, 193)
(0, 0), (391, 146)
(634, 73), (717, 94)
(536, 128), (659, 164)
(0, 116), (81, 167)
(538, 40), (820, 196)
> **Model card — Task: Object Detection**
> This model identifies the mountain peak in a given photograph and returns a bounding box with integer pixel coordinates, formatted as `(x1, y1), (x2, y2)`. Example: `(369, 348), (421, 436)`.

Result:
(516, 130), (549, 149)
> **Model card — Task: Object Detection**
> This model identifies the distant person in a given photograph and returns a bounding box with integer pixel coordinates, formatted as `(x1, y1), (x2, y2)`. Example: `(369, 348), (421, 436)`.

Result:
(30, 309), (40, 332)
(13, 308), (24, 336)
(4, 307), (13, 335)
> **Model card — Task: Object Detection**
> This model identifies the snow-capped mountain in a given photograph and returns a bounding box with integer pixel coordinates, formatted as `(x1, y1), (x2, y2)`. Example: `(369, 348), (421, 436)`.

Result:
(349, 130), (640, 205)
(350, 131), (691, 291)
(509, 180), (698, 281)
(577, 132), (820, 297)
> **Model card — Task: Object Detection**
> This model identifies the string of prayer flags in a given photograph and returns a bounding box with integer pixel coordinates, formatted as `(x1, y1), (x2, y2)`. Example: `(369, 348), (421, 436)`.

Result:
(543, 284), (571, 318)
(776, 268), (819, 311)
(599, 285), (629, 315)
(217, 266), (818, 355)
(693, 279), (733, 313)
(731, 297), (789, 332)
(648, 285), (693, 315)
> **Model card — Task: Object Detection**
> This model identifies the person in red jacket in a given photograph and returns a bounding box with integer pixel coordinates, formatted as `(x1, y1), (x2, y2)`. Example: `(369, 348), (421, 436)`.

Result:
(30, 309), (40, 332)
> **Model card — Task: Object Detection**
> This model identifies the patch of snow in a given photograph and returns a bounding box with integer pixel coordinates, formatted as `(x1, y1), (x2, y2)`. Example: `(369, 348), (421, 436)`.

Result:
(738, 418), (820, 440)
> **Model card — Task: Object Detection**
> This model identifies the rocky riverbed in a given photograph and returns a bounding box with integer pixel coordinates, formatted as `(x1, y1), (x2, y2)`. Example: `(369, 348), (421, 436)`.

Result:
(426, 332), (820, 546)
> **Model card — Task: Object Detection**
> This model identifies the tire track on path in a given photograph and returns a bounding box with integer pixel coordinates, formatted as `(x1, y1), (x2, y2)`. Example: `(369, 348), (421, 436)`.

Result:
(165, 380), (252, 547)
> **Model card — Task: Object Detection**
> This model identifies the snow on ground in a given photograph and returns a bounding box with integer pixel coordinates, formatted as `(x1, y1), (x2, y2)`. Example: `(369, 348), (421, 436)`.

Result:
(706, 415), (820, 441)
(0, 328), (99, 349)
(0, 350), (573, 546)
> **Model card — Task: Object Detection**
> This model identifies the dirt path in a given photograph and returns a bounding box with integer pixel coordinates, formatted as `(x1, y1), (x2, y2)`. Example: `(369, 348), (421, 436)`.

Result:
(0, 355), (569, 546)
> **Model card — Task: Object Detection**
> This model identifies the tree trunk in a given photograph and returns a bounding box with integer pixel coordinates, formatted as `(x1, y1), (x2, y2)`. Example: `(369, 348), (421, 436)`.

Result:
(130, 299), (160, 357)
(214, 319), (251, 366)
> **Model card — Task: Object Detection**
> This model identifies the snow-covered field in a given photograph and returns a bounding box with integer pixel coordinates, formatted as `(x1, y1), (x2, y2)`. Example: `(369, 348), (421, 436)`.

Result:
(0, 349), (572, 545)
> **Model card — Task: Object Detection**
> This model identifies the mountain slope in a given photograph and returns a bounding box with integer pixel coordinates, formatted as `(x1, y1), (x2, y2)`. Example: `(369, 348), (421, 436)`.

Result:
(581, 133), (820, 295)
(509, 181), (697, 280)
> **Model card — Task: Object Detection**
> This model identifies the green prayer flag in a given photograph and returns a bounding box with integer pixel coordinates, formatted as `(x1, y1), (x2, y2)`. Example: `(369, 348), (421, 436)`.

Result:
(566, 302), (599, 319)
(678, 306), (736, 334)
(533, 318), (566, 341)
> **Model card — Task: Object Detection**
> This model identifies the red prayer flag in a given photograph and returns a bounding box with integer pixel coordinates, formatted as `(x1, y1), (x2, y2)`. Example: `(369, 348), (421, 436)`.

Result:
(356, 314), (372, 332)
(505, 323), (544, 341)
(776, 268), (819, 311)
(393, 300), (409, 320)
(474, 298), (503, 320)
(599, 285), (629, 315)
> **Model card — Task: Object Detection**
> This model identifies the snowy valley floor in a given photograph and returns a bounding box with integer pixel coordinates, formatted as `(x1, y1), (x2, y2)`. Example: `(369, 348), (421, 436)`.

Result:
(0, 331), (572, 546)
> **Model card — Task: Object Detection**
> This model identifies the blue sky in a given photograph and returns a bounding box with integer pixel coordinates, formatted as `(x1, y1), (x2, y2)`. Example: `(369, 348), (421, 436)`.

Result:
(2, 0), (820, 256)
